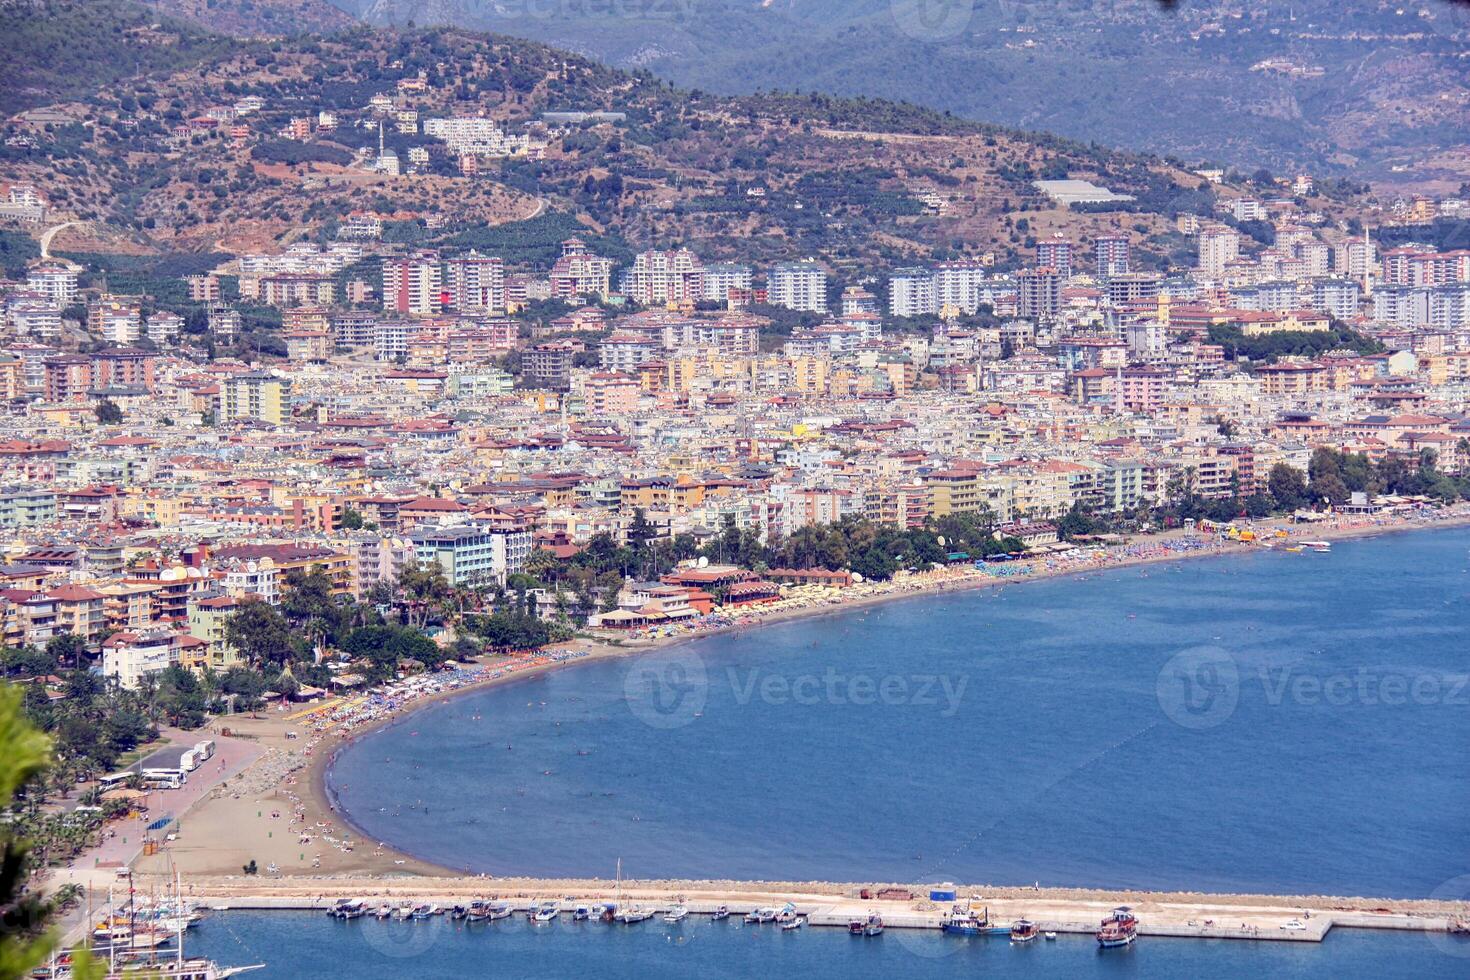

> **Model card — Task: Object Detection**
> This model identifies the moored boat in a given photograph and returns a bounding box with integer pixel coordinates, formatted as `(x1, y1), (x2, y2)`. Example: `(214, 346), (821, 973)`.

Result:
(1097, 907), (1138, 948)
(487, 901), (513, 921)
(862, 914), (884, 937)
(572, 905), (590, 922)
(745, 907), (778, 924)
(711, 905), (730, 921)
(663, 905), (688, 924)
(466, 902), (490, 922)
(1010, 919), (1038, 943)
(532, 902), (559, 923)
(780, 916), (805, 931)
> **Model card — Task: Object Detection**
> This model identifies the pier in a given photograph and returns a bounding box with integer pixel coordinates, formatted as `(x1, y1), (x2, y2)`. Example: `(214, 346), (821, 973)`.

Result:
(112, 874), (1465, 947)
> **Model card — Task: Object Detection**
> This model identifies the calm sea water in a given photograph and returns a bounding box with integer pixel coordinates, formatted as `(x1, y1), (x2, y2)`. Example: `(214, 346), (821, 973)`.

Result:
(328, 528), (1470, 898)
(187, 911), (1470, 979)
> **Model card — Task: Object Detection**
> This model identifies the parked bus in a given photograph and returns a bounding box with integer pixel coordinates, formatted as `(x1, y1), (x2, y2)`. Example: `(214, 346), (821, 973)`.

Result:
(141, 768), (186, 789)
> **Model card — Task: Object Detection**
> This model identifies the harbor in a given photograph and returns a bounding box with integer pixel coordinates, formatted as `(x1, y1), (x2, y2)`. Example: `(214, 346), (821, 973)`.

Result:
(105, 873), (1470, 945)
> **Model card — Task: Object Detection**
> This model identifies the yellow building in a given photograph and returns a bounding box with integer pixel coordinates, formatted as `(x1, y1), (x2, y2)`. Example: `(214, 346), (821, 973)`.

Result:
(218, 372), (288, 425)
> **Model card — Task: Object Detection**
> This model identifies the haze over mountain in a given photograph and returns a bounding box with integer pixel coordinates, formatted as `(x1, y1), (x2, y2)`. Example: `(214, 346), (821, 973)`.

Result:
(327, 0), (1470, 185)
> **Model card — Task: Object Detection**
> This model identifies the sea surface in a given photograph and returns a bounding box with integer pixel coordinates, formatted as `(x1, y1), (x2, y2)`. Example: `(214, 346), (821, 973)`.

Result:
(187, 911), (1470, 979)
(328, 528), (1470, 898)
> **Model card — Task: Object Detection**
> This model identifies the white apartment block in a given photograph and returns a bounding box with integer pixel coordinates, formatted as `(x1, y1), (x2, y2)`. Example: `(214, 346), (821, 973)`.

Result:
(702, 263), (753, 303)
(767, 261), (828, 313)
(890, 268), (938, 317)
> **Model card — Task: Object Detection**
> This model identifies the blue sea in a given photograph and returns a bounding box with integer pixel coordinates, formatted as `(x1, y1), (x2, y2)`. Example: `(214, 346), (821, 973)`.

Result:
(187, 911), (1470, 978)
(328, 528), (1470, 898)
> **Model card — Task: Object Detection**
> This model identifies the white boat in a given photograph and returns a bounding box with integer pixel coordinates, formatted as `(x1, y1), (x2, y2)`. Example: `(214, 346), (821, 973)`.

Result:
(711, 905), (730, 921)
(572, 905), (591, 921)
(1281, 919), (1307, 931)
(663, 906), (688, 924)
(774, 903), (799, 925)
(1044, 931), (1058, 941)
(533, 902), (560, 923)
(1302, 540), (1331, 552)
(408, 904), (436, 920)
(780, 916), (805, 931)
(745, 907), (778, 924)
(486, 901), (513, 921)
(373, 905), (393, 920)
(616, 907), (654, 924)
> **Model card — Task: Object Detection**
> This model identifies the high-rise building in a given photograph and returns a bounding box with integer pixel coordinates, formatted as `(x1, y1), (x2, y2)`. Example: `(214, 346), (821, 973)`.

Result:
(1094, 235), (1130, 277)
(1197, 226), (1241, 278)
(767, 260), (828, 313)
(625, 249), (704, 306)
(217, 371), (289, 425)
(548, 238), (614, 301)
(933, 261), (988, 314)
(889, 268), (937, 317)
(1017, 267), (1062, 318)
(702, 263), (754, 304)
(1036, 236), (1074, 279)
(443, 250), (505, 313)
(382, 252), (443, 315)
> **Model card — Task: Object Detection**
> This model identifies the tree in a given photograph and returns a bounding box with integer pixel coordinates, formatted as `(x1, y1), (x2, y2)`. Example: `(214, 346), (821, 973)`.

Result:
(93, 400), (123, 425)
(338, 508), (364, 530)
(0, 685), (61, 979)
(1267, 463), (1307, 512)
(222, 601), (294, 668)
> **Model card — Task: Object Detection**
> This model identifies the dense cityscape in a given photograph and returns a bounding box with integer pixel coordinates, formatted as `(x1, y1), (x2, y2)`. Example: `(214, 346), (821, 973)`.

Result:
(2, 1), (1470, 978)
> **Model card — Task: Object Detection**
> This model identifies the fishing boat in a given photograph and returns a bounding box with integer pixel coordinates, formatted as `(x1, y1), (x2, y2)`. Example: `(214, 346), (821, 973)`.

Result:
(859, 914), (884, 937)
(745, 907), (778, 924)
(328, 899), (367, 920)
(486, 901), (513, 921)
(408, 904), (436, 921)
(781, 917), (805, 931)
(532, 902), (559, 923)
(663, 905), (688, 924)
(572, 905), (591, 922)
(466, 902), (490, 922)
(941, 906), (989, 936)
(449, 905), (469, 921)
(598, 903), (618, 923)
(373, 905), (393, 920)
(711, 905), (730, 921)
(774, 904), (799, 925)
(1010, 919), (1038, 943)
(1097, 907), (1138, 948)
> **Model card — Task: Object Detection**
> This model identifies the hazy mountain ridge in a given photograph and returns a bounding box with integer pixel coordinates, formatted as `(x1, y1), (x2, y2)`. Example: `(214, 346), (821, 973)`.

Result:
(332, 0), (1470, 183)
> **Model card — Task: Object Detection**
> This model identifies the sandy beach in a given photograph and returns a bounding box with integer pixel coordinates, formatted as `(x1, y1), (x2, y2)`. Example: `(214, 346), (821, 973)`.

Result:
(124, 505), (1470, 895)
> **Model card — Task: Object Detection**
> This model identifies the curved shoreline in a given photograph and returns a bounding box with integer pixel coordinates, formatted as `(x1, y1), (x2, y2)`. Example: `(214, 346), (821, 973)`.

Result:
(145, 509), (1470, 894)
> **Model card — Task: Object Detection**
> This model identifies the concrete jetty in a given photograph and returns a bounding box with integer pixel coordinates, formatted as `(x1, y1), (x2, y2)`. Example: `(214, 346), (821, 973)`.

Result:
(125, 875), (1465, 948)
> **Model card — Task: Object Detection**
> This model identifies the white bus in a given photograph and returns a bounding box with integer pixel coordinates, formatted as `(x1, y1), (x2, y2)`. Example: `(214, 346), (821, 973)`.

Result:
(194, 739), (216, 761)
(141, 768), (186, 790)
(98, 772), (134, 791)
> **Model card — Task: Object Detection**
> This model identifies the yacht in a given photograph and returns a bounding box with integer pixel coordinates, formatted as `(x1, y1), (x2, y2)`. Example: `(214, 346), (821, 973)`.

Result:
(572, 905), (591, 922)
(663, 906), (688, 924)
(533, 902), (560, 923)
(1097, 907), (1138, 948)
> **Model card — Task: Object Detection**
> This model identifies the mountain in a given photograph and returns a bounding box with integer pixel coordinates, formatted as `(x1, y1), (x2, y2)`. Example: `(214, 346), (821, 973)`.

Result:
(138, 0), (356, 36)
(1, 1), (1366, 271)
(332, 0), (1470, 185)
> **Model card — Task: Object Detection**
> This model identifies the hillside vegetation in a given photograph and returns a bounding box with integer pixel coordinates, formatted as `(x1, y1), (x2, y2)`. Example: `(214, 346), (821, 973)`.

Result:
(336, 0), (1470, 184)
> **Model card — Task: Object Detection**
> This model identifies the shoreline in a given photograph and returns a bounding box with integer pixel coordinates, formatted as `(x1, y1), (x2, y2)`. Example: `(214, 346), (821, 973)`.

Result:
(133, 507), (1470, 900)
